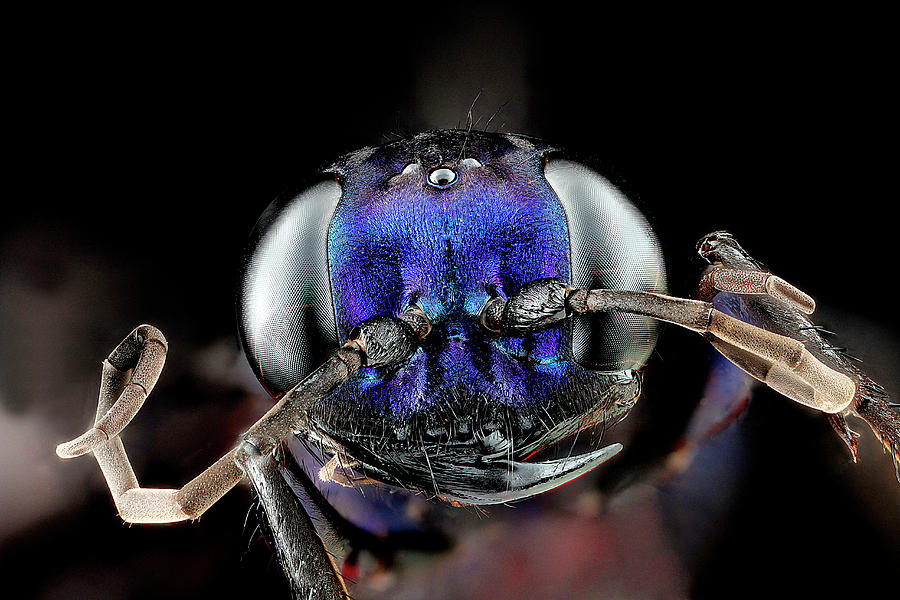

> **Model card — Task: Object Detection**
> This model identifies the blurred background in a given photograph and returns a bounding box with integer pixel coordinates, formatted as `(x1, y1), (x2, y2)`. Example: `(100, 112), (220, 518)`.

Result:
(3, 6), (898, 599)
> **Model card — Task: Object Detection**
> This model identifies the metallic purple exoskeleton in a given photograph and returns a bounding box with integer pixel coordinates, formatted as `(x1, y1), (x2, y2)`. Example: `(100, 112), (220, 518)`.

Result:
(238, 130), (666, 503)
(52, 125), (900, 600)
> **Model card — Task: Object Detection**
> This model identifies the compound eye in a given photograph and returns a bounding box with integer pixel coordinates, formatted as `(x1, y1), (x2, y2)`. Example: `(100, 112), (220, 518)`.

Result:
(543, 158), (667, 371)
(237, 178), (343, 397)
(428, 167), (458, 188)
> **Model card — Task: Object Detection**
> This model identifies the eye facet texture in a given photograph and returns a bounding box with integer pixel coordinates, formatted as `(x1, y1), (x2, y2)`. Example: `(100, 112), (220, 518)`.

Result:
(544, 158), (667, 371)
(238, 179), (343, 397)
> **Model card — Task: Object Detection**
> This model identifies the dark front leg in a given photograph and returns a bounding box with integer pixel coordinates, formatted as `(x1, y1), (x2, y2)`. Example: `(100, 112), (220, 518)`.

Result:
(238, 442), (349, 600)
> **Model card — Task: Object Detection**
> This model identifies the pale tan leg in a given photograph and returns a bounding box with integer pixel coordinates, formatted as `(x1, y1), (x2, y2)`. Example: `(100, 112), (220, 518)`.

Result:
(56, 325), (167, 457)
(701, 266), (816, 314)
(318, 454), (381, 488)
(569, 290), (856, 414)
(56, 325), (362, 523)
(56, 325), (245, 523)
(704, 309), (855, 413)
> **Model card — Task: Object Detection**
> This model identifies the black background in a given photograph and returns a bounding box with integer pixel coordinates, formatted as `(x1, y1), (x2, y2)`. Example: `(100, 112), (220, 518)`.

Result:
(3, 7), (898, 599)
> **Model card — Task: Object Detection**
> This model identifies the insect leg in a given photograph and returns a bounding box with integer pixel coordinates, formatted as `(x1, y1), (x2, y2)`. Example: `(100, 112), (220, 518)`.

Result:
(55, 326), (364, 523)
(698, 266), (816, 314)
(54, 325), (244, 522)
(239, 310), (428, 457)
(485, 248), (897, 479)
(695, 231), (899, 477)
(239, 442), (350, 600)
(319, 454), (381, 487)
(567, 288), (857, 414)
(56, 324), (168, 458)
(826, 413), (861, 462)
(56, 309), (430, 523)
(480, 278), (857, 415)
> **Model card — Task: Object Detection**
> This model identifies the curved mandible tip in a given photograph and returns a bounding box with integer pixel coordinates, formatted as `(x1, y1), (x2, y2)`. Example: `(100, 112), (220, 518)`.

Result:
(441, 443), (623, 505)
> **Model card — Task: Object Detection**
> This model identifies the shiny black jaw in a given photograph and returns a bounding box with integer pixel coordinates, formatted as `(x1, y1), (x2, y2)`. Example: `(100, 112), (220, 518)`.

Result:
(307, 364), (641, 505)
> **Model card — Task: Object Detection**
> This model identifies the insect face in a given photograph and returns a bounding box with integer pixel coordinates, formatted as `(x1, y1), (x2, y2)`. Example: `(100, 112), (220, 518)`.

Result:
(238, 130), (667, 503)
(54, 128), (899, 600)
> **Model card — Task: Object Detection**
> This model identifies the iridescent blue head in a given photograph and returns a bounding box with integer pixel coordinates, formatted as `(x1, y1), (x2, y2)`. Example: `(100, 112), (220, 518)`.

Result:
(238, 130), (666, 504)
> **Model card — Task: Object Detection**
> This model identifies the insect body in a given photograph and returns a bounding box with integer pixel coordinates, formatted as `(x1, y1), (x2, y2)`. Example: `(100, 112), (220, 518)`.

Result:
(238, 130), (666, 505)
(56, 130), (899, 599)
